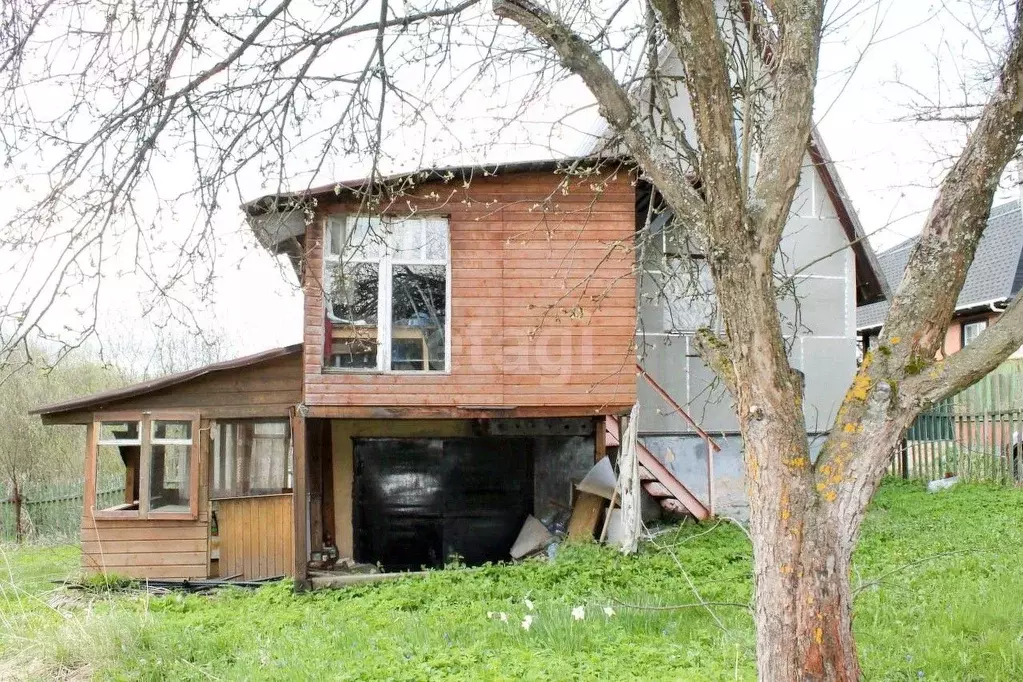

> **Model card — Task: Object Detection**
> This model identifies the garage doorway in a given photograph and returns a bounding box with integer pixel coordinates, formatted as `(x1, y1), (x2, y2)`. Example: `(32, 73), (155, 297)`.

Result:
(353, 437), (534, 571)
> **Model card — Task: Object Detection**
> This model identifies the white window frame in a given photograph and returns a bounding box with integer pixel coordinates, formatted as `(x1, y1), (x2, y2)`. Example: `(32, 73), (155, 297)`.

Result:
(323, 215), (452, 373)
(962, 319), (988, 347)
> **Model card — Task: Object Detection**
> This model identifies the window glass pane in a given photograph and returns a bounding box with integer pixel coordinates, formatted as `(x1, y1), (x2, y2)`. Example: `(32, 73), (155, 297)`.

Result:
(391, 264), (447, 371)
(150, 443), (191, 513)
(96, 442), (140, 512)
(98, 421), (140, 444)
(152, 420), (191, 441)
(326, 261), (380, 369)
(328, 220), (344, 257)
(963, 321), (987, 346)
(388, 219), (425, 261)
(423, 219), (447, 261)
(346, 216), (385, 259)
(211, 421), (292, 498)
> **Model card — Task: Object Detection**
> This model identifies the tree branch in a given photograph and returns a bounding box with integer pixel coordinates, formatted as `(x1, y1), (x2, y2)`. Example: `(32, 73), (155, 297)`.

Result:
(902, 292), (1023, 406)
(493, 0), (708, 233)
(748, 0), (824, 255)
(819, 6), (1023, 505)
(879, 2), (1023, 361)
(692, 326), (737, 395)
(653, 0), (745, 241)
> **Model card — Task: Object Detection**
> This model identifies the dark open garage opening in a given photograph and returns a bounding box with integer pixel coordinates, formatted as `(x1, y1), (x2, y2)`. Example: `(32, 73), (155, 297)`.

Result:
(353, 434), (591, 571)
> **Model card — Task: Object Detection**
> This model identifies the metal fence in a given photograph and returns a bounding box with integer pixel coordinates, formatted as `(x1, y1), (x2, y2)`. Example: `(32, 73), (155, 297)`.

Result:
(0, 479), (125, 541)
(898, 362), (1023, 484)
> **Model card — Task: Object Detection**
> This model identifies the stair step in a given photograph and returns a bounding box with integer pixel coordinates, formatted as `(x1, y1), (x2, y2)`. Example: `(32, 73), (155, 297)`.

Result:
(660, 498), (690, 515)
(643, 481), (672, 498)
(638, 466), (656, 481)
(604, 415), (711, 521)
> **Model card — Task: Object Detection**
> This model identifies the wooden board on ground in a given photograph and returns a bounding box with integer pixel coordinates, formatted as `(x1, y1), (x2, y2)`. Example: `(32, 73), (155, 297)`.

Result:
(567, 492), (605, 541)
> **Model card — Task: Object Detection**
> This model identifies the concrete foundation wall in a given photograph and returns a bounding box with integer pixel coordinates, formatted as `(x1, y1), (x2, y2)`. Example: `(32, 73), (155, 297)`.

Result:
(641, 433), (830, 522)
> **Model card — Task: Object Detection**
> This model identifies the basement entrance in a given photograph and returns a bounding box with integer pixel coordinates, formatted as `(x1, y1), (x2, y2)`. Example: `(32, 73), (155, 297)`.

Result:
(353, 437), (534, 571)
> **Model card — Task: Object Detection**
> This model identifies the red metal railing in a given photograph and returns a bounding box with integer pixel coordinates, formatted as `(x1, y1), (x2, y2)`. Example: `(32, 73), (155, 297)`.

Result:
(635, 363), (719, 516)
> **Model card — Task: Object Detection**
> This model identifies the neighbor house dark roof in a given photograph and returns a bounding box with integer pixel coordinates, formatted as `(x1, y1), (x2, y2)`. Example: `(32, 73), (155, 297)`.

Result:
(31, 344), (303, 417)
(857, 201), (1023, 331)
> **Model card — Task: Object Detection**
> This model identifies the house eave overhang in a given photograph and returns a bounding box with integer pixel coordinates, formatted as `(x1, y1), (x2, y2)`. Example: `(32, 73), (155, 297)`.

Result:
(856, 296), (1013, 334)
(240, 157), (628, 279)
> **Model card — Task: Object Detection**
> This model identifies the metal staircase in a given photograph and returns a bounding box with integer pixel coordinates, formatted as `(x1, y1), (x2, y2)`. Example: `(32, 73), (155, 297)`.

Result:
(602, 364), (721, 522)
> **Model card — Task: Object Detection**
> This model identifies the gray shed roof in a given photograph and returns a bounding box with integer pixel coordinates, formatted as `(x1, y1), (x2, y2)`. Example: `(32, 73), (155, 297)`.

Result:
(857, 201), (1023, 331)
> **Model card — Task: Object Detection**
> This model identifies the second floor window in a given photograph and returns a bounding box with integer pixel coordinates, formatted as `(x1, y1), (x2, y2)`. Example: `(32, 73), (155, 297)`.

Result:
(324, 215), (449, 372)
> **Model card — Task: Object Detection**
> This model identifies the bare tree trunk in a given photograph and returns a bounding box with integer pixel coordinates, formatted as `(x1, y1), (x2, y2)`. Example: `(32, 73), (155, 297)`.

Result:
(10, 477), (24, 544)
(748, 461), (859, 680)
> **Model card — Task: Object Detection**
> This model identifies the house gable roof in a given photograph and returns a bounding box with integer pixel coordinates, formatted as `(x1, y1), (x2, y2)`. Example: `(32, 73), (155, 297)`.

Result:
(242, 149), (887, 305)
(857, 201), (1023, 331)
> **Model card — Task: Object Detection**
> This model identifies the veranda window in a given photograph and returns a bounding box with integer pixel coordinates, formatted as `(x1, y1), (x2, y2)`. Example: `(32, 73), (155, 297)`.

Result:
(211, 420), (292, 499)
(323, 215), (450, 372)
(91, 413), (199, 519)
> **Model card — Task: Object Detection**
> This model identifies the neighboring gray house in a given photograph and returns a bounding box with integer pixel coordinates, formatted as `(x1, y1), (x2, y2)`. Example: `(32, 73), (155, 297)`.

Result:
(566, 27), (888, 517)
(631, 138), (886, 518)
(858, 200), (1023, 358)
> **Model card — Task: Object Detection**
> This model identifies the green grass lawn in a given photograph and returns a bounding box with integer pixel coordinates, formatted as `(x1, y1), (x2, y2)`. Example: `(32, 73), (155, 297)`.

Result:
(1, 480), (1022, 681)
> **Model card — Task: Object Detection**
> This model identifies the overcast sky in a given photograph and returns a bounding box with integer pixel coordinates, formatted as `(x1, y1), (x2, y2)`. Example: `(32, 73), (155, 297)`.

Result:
(4, 0), (1014, 361)
(226, 0), (1023, 355)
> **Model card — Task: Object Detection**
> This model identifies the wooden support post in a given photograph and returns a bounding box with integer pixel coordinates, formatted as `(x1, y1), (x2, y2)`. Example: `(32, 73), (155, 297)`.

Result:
(594, 417), (607, 462)
(83, 422), (98, 520)
(706, 439), (716, 517)
(291, 407), (309, 591)
(900, 437), (909, 480)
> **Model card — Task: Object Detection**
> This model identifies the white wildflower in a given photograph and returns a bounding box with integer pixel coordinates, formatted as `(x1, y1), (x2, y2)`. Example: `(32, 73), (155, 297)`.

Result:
(524, 598), (534, 611)
(603, 606), (616, 617)
(571, 605), (585, 621)
(521, 614), (534, 631)
(499, 612), (509, 623)
(487, 611), (494, 619)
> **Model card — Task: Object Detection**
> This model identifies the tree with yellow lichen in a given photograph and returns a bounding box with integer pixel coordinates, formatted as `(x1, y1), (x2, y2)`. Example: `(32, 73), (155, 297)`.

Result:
(494, 0), (1023, 679)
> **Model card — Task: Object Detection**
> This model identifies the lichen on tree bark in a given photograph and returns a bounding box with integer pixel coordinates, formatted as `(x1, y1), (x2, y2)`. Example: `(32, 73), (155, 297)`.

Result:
(496, 0), (1023, 679)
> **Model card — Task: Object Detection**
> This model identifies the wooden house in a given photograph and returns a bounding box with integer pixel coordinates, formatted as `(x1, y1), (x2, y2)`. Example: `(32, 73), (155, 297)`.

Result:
(35, 156), (885, 586)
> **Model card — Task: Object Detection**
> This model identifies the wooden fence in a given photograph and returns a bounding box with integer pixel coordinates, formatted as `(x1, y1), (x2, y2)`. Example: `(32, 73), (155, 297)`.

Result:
(0, 479), (124, 541)
(897, 362), (1023, 484)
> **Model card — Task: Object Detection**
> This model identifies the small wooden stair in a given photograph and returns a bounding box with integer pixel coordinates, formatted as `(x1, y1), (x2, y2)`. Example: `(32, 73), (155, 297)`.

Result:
(604, 415), (711, 521)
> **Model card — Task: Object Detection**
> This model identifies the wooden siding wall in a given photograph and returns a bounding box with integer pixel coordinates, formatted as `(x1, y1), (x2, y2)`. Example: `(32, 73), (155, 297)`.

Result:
(57, 353), (303, 424)
(81, 519), (209, 578)
(303, 170), (637, 412)
(216, 495), (294, 580)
